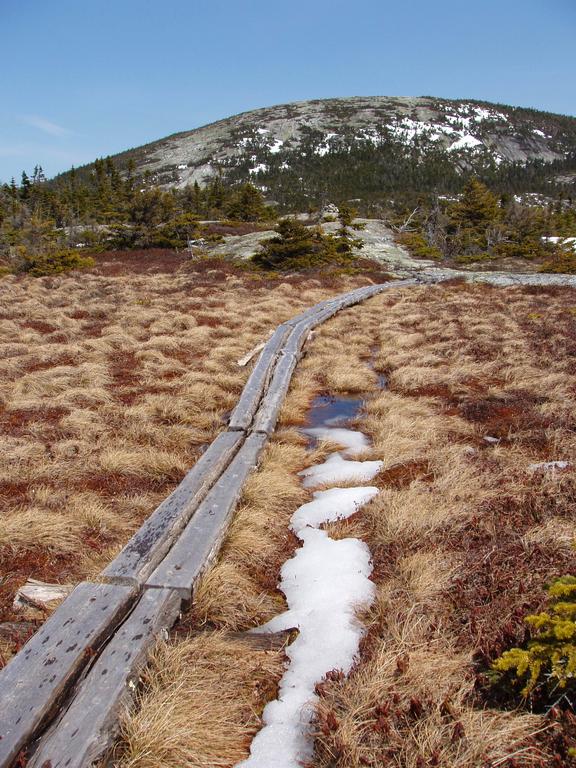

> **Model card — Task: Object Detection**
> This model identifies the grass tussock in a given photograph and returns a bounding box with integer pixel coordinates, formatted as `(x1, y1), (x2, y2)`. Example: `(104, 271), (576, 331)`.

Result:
(116, 632), (285, 768)
(0, 253), (375, 657)
(301, 283), (576, 767)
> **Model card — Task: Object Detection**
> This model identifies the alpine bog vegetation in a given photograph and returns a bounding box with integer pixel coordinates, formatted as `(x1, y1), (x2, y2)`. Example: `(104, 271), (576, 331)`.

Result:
(0, 251), (378, 664)
(117, 281), (576, 768)
(4, 266), (576, 766)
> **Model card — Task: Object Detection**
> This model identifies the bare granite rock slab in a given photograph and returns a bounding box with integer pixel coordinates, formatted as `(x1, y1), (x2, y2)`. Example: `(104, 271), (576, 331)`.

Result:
(0, 582), (135, 768)
(28, 588), (181, 768)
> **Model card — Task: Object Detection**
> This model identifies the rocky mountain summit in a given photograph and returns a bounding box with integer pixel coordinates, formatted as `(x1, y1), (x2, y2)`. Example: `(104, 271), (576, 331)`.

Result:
(64, 96), (576, 208)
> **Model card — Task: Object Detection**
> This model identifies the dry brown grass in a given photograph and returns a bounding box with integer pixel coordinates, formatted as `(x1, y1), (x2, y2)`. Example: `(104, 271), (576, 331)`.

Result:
(10, 270), (576, 765)
(301, 283), (576, 767)
(116, 632), (285, 768)
(0, 254), (376, 657)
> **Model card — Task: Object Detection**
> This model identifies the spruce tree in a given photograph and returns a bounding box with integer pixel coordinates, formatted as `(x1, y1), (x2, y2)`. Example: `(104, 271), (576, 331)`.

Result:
(452, 178), (500, 230)
(252, 218), (328, 270)
(331, 204), (365, 258)
(20, 172), (31, 200)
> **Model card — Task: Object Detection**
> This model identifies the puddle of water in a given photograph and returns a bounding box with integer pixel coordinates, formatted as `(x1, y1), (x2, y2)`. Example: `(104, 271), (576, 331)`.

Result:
(377, 372), (388, 389)
(306, 394), (363, 429)
(369, 344), (388, 390)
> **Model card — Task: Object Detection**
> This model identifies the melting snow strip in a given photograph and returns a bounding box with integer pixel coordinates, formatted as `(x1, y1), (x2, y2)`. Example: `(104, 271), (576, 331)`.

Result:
(299, 451), (383, 488)
(237, 434), (380, 768)
(301, 426), (369, 456)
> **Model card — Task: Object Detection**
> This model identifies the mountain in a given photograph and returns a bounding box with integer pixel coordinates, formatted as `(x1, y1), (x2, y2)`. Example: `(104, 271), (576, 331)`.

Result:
(60, 96), (576, 209)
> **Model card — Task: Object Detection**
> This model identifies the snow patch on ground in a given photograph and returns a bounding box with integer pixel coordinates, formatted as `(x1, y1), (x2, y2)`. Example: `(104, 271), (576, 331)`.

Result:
(387, 118), (446, 143)
(238, 482), (377, 768)
(236, 428), (380, 768)
(445, 105), (508, 130)
(302, 426), (369, 455)
(269, 138), (284, 153)
(448, 134), (483, 152)
(290, 486), (379, 532)
(543, 236), (576, 251)
(299, 451), (383, 488)
(249, 163), (269, 175)
(315, 132), (338, 156)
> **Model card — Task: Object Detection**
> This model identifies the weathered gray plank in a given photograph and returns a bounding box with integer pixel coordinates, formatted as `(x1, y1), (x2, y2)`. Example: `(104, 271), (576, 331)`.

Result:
(28, 588), (181, 768)
(145, 433), (267, 598)
(251, 283), (417, 435)
(252, 351), (300, 435)
(0, 582), (135, 768)
(228, 323), (292, 431)
(185, 628), (295, 651)
(102, 430), (244, 586)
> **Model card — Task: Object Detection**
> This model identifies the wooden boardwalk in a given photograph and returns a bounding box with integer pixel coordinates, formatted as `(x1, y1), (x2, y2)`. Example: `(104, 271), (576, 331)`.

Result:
(0, 280), (417, 768)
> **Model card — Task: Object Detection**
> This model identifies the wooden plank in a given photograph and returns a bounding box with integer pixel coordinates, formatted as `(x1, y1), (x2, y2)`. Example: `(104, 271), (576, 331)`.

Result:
(251, 283), (415, 435)
(228, 323), (292, 431)
(0, 582), (135, 768)
(102, 430), (244, 587)
(28, 589), (181, 768)
(184, 628), (296, 651)
(252, 351), (300, 435)
(145, 433), (267, 599)
(286, 297), (344, 327)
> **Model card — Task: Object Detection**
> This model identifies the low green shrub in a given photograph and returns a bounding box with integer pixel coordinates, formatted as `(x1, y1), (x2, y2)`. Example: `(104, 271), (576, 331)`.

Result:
(395, 231), (443, 260)
(491, 575), (576, 708)
(540, 248), (576, 275)
(18, 246), (95, 276)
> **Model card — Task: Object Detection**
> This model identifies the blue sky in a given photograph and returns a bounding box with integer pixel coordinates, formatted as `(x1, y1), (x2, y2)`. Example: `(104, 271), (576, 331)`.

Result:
(1, 0), (574, 182)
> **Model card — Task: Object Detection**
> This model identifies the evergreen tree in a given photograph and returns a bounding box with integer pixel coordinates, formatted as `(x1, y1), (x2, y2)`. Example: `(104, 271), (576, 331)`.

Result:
(20, 172), (31, 200)
(331, 204), (365, 258)
(451, 178), (500, 230)
(252, 218), (329, 270)
(225, 183), (271, 221)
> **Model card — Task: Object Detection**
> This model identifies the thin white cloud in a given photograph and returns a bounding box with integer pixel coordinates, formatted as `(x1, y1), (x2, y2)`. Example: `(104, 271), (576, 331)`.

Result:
(20, 115), (72, 137)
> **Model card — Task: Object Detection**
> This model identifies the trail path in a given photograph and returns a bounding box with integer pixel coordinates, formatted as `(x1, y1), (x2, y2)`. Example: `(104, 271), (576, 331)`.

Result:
(0, 282), (412, 768)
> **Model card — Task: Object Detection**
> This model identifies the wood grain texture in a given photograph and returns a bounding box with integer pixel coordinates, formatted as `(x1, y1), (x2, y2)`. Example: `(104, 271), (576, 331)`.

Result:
(251, 350), (300, 435)
(0, 281), (422, 765)
(0, 582), (135, 768)
(145, 433), (267, 598)
(102, 430), (244, 586)
(28, 589), (181, 768)
(227, 323), (292, 431)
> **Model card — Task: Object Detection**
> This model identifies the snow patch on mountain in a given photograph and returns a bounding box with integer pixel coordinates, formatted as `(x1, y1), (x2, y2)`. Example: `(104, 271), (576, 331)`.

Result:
(448, 134), (484, 152)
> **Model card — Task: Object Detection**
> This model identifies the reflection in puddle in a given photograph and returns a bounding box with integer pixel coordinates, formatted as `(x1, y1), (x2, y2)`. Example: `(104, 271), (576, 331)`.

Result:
(306, 394), (363, 428)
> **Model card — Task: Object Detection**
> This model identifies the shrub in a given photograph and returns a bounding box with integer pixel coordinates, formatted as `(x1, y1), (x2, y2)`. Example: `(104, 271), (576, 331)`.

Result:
(540, 247), (576, 275)
(491, 575), (576, 708)
(395, 231), (443, 260)
(252, 218), (341, 271)
(18, 246), (95, 276)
